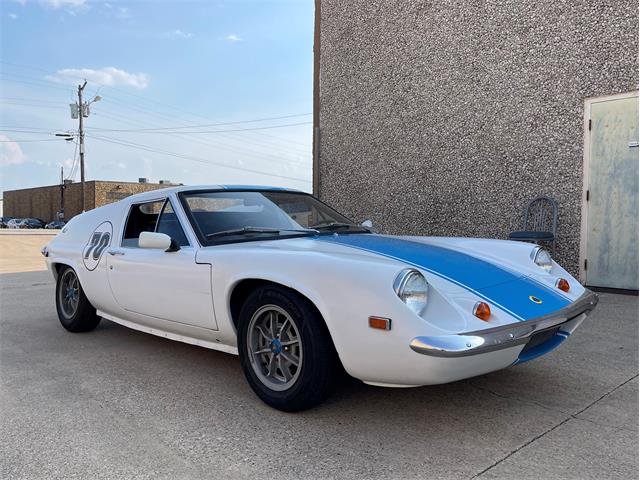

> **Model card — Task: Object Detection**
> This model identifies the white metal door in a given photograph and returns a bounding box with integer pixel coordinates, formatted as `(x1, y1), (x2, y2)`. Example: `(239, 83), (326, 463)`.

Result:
(106, 247), (218, 330)
(582, 93), (639, 290)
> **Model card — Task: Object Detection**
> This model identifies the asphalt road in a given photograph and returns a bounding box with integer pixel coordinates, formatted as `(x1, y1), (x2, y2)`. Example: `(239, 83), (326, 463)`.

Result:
(1, 270), (638, 480)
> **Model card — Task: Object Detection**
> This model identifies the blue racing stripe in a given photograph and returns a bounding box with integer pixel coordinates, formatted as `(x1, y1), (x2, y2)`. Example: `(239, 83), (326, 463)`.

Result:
(318, 234), (570, 321)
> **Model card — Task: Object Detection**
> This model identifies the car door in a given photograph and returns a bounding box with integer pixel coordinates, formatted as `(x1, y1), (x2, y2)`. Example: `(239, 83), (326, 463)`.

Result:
(106, 197), (218, 330)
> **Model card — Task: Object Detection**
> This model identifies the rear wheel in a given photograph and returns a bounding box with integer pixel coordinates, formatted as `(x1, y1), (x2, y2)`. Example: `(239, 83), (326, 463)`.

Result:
(55, 266), (101, 332)
(238, 285), (339, 412)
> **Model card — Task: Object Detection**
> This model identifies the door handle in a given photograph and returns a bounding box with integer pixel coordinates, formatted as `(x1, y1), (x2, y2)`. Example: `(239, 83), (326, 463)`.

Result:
(108, 249), (125, 256)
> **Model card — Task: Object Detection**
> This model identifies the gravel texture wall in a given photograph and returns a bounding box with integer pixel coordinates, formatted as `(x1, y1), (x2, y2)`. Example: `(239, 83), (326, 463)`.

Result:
(317, 0), (638, 274)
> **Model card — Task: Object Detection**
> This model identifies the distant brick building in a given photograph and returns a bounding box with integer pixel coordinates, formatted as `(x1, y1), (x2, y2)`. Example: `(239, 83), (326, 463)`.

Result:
(3, 180), (179, 223)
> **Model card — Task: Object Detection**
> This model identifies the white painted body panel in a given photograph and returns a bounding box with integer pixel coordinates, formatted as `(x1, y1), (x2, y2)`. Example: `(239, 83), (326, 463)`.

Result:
(44, 185), (590, 387)
(106, 247), (217, 330)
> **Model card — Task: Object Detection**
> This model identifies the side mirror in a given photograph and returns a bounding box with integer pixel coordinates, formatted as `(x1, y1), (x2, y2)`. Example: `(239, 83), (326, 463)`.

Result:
(361, 219), (373, 229)
(138, 231), (180, 252)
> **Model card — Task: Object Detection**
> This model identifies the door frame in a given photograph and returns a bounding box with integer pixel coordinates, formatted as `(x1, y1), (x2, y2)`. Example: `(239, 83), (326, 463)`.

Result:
(578, 90), (639, 285)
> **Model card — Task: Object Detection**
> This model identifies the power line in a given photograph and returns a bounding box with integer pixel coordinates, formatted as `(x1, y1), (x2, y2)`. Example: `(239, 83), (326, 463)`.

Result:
(0, 96), (68, 104)
(251, 131), (311, 147)
(86, 134), (311, 183)
(86, 121), (312, 134)
(79, 113), (312, 132)
(92, 109), (311, 158)
(91, 109), (311, 167)
(0, 138), (64, 142)
(1, 96), (310, 168)
(0, 101), (67, 110)
(0, 129), (57, 133)
(0, 75), (74, 93)
(213, 131), (311, 157)
(89, 133), (311, 182)
(1, 62), (313, 173)
(0, 126), (52, 130)
(1, 61), (311, 148)
(0, 60), (302, 134)
(1, 64), (310, 144)
(86, 107), (311, 157)
(66, 140), (79, 181)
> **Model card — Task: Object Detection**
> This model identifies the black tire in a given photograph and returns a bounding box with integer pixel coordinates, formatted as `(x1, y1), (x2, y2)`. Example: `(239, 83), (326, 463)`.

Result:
(238, 285), (339, 412)
(55, 266), (101, 333)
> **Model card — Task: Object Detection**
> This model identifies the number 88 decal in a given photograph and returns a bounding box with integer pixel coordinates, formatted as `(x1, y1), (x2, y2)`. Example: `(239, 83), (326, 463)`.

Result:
(83, 221), (113, 271)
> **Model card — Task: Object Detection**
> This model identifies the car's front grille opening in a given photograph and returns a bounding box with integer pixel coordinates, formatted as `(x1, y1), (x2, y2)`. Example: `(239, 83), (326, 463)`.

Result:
(517, 326), (566, 364)
(522, 327), (560, 353)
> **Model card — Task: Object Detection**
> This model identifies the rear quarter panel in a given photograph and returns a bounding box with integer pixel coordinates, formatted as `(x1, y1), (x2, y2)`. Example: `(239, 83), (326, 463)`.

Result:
(45, 202), (126, 316)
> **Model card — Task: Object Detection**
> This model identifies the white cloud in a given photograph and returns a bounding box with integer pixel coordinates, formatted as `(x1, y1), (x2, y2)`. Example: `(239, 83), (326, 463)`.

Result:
(168, 29), (194, 39)
(101, 3), (130, 18)
(8, 13), (18, 19)
(46, 67), (149, 89)
(40, 0), (86, 8)
(225, 34), (242, 42)
(0, 136), (27, 166)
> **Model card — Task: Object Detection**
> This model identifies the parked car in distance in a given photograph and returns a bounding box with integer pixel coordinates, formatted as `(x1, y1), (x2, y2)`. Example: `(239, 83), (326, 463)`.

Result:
(42, 185), (598, 412)
(6, 218), (23, 229)
(45, 220), (66, 229)
(0, 216), (15, 228)
(19, 218), (46, 229)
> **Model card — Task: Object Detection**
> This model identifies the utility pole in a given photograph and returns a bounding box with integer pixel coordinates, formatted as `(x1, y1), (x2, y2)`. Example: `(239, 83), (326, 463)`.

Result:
(60, 166), (64, 220)
(77, 80), (87, 212)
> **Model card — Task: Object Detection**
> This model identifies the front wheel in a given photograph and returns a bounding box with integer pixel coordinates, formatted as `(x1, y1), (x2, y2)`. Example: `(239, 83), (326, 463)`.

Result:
(55, 266), (101, 332)
(238, 285), (339, 412)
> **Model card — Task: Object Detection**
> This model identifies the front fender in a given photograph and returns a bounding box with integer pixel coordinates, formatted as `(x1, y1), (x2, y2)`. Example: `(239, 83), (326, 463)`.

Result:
(199, 245), (437, 378)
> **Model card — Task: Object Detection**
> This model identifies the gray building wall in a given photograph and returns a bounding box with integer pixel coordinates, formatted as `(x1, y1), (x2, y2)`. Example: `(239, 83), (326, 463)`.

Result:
(317, 0), (638, 275)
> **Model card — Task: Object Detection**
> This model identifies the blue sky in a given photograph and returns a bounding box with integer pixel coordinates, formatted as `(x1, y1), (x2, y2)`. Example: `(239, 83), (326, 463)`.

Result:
(0, 0), (314, 195)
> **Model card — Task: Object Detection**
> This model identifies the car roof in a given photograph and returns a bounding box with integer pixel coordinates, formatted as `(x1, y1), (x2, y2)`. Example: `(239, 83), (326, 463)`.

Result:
(122, 184), (306, 203)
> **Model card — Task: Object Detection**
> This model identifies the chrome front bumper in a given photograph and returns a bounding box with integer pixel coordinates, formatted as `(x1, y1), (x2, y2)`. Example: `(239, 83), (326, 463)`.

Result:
(410, 290), (599, 357)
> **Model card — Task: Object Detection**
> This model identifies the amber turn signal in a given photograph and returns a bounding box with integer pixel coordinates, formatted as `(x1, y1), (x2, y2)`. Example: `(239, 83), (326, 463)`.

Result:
(556, 278), (570, 292)
(369, 316), (392, 330)
(473, 302), (491, 321)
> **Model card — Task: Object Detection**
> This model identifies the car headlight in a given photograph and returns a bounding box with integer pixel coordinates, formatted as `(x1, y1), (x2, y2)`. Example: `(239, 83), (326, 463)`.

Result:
(531, 246), (553, 272)
(393, 268), (429, 316)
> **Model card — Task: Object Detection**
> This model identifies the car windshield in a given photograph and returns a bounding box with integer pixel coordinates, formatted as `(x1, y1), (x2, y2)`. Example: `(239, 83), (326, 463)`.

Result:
(180, 190), (370, 244)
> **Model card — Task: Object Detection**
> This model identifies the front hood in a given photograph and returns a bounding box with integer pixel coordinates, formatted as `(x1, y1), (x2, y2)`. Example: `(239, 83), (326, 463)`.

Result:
(316, 234), (571, 321)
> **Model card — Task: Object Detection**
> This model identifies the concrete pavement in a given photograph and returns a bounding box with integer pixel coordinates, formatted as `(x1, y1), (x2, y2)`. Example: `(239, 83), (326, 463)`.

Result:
(0, 231), (58, 273)
(0, 270), (637, 479)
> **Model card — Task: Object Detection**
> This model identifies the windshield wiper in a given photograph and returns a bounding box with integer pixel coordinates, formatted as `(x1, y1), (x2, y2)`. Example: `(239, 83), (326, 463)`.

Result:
(206, 226), (319, 239)
(310, 221), (372, 232)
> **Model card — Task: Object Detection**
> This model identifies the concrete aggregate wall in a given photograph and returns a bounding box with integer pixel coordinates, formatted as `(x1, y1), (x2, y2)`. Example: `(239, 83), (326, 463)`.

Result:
(318, 0), (638, 274)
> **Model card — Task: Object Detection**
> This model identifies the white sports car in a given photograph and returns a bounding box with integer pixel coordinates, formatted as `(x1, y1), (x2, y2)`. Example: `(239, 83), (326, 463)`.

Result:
(42, 185), (598, 411)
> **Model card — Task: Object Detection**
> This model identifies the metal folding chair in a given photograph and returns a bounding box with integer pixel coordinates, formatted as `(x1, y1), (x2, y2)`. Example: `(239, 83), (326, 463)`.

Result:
(508, 196), (558, 254)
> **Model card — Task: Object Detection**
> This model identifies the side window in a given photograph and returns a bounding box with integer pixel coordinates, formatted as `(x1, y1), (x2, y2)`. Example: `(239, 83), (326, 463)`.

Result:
(156, 201), (189, 246)
(122, 200), (164, 247)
